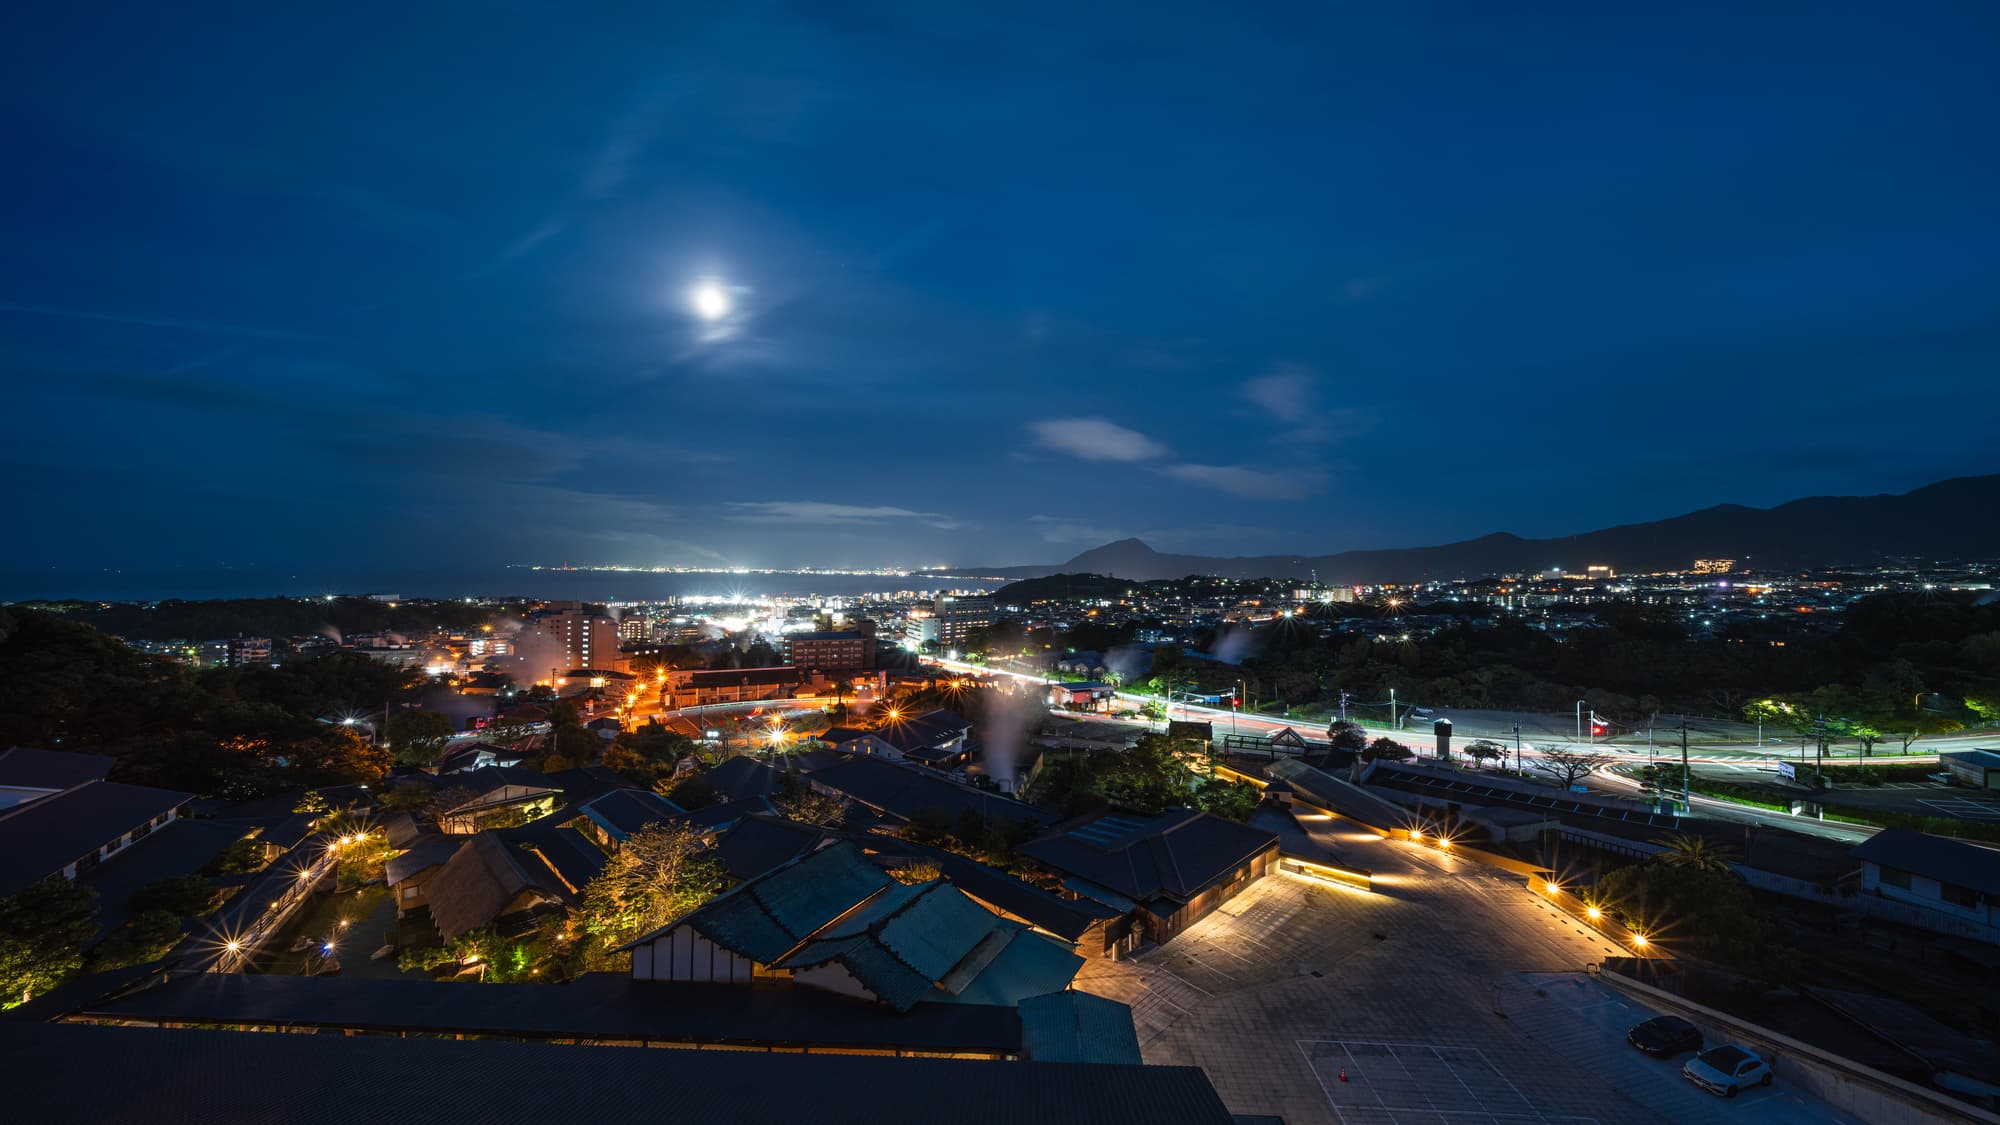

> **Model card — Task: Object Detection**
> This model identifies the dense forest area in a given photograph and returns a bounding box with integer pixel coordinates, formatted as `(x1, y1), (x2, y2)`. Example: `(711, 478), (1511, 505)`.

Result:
(0, 607), (419, 797)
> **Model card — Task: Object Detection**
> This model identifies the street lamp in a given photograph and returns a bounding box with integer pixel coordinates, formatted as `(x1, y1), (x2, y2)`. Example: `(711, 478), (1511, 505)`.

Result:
(1575, 700), (1587, 743)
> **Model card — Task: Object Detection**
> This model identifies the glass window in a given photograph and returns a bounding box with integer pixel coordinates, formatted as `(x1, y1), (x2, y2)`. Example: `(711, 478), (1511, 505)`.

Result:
(1878, 866), (1911, 889)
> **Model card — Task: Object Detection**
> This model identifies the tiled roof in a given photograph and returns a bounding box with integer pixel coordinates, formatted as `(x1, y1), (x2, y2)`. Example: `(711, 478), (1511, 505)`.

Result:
(0, 1020), (1242, 1123)
(385, 837), (461, 886)
(714, 814), (828, 881)
(774, 879), (1082, 1014)
(620, 839), (889, 960)
(1018, 808), (1275, 906)
(0, 746), (115, 790)
(810, 756), (1047, 831)
(1852, 828), (2000, 896)
(575, 788), (682, 840)
(703, 755), (782, 800)
(0, 779), (192, 896)
(1019, 991), (1143, 1064)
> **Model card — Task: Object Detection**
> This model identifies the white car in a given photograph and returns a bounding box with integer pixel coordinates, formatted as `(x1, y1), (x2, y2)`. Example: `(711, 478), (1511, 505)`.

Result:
(1682, 1044), (1773, 1097)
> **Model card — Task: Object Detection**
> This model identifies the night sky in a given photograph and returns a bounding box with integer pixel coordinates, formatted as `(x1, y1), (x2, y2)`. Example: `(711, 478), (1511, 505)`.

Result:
(6, 4), (1999, 589)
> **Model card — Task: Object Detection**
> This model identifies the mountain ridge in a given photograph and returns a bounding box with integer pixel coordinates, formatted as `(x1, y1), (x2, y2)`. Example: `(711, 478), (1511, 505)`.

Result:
(969, 474), (2000, 583)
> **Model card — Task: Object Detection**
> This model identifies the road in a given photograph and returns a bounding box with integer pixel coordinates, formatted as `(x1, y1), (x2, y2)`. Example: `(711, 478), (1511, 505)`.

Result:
(923, 655), (1995, 769)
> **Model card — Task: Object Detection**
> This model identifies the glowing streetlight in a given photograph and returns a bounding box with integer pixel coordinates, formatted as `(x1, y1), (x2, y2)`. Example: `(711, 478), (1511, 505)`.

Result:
(1630, 932), (1649, 948)
(225, 941), (241, 952)
(690, 279), (731, 321)
(1586, 905), (1602, 920)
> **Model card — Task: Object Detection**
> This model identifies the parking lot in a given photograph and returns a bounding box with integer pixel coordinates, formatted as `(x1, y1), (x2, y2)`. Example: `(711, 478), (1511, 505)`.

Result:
(1075, 828), (1864, 1124)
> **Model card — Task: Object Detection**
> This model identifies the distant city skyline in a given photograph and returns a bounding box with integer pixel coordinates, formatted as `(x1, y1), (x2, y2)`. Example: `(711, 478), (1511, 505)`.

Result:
(5, 6), (1999, 579)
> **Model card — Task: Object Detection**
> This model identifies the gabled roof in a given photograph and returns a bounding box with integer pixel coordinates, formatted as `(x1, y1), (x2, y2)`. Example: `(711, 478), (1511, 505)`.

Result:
(714, 814), (829, 881)
(0, 779), (193, 896)
(385, 838), (462, 886)
(1018, 808), (1276, 906)
(1019, 990), (1144, 1064)
(424, 831), (568, 939)
(0, 1018), (1242, 1124)
(1852, 828), (2000, 897)
(574, 788), (683, 840)
(862, 836), (1121, 943)
(703, 755), (782, 801)
(617, 840), (889, 960)
(773, 878), (1082, 1014)
(0, 746), (116, 791)
(809, 756), (1045, 832)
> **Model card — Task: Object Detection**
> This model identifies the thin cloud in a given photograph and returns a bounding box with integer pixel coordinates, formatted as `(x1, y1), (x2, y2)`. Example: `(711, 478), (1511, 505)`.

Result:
(1029, 417), (1168, 462)
(1242, 364), (1318, 421)
(727, 501), (953, 526)
(1158, 463), (1320, 499)
(0, 301), (317, 341)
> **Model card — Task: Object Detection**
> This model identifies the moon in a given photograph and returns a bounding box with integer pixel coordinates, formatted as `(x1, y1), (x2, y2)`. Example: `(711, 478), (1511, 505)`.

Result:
(690, 279), (731, 321)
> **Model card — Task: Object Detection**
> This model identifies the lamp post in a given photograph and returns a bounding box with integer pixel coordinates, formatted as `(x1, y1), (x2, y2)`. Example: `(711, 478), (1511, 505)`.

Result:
(1575, 700), (1587, 743)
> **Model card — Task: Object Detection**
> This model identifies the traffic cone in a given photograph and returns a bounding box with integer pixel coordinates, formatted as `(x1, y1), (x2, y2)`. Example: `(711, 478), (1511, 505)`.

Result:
(1339, 1069), (1348, 1082)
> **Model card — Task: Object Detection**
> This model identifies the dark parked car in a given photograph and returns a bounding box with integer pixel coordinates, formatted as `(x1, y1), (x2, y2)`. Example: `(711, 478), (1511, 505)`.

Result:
(1627, 1015), (1702, 1057)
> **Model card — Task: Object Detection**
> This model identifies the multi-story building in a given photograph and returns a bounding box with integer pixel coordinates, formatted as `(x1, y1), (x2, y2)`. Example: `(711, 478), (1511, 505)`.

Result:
(782, 630), (874, 671)
(225, 636), (274, 667)
(522, 606), (621, 679)
(932, 594), (994, 648)
(617, 615), (654, 645)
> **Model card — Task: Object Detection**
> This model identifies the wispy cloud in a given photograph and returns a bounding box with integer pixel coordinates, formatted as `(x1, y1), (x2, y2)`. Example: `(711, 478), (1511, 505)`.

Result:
(1029, 417), (1169, 462)
(728, 501), (956, 528)
(0, 301), (317, 341)
(1158, 463), (1321, 499)
(1240, 363), (1373, 444)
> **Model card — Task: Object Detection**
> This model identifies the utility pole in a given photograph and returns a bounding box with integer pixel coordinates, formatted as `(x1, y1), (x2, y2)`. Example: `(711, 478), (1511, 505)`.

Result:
(1513, 723), (1522, 774)
(1389, 687), (1398, 731)
(1575, 699), (1585, 743)
(1339, 690), (1351, 724)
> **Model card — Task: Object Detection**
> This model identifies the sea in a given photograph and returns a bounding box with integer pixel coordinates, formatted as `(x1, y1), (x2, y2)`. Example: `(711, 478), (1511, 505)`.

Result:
(0, 567), (1001, 604)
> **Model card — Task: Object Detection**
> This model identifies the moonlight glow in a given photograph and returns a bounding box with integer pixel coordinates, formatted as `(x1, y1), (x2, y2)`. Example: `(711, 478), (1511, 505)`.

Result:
(690, 279), (731, 321)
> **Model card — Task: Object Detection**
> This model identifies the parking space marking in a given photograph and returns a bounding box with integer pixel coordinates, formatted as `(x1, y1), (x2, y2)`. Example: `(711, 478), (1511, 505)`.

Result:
(1299, 1039), (1600, 1124)
(1916, 797), (2000, 820)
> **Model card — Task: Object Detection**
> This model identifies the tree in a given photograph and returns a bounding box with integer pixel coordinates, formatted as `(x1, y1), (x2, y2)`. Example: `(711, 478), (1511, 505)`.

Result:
(1464, 740), (1506, 769)
(384, 709), (455, 765)
(127, 875), (216, 918)
(88, 910), (183, 971)
(1653, 833), (1736, 874)
(1361, 738), (1413, 764)
(0, 878), (99, 1006)
(777, 787), (847, 828)
(1539, 747), (1610, 789)
(1327, 721), (1370, 752)
(377, 780), (434, 812)
(577, 822), (727, 957)
(1633, 764), (1679, 807)
(1597, 862), (1795, 982)
(889, 860), (943, 885)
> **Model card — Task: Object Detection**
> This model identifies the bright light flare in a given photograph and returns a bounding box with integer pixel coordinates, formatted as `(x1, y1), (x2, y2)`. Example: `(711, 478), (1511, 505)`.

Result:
(690, 279), (731, 321)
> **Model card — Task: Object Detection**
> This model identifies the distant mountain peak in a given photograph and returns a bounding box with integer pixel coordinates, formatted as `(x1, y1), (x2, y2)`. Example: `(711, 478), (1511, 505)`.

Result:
(986, 473), (2000, 583)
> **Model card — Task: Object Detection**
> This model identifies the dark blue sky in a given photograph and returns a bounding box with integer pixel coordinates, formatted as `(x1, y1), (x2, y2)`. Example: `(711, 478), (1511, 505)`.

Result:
(5, 3), (1998, 584)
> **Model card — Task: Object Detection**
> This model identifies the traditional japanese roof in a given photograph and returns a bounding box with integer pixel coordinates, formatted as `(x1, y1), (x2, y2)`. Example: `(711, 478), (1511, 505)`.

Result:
(703, 755), (782, 801)
(573, 788), (683, 841)
(713, 814), (829, 881)
(0, 746), (115, 791)
(423, 831), (568, 939)
(773, 878), (1082, 1013)
(1018, 990), (1144, 1064)
(385, 837), (461, 886)
(1019, 808), (1276, 907)
(0, 779), (193, 896)
(863, 836), (1121, 943)
(1852, 828), (2000, 897)
(809, 756), (1046, 832)
(0, 1019), (1240, 1122)
(616, 839), (890, 960)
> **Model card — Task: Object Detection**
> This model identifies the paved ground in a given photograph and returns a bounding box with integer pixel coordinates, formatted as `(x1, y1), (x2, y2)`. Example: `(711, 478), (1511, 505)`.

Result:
(1076, 830), (1862, 1124)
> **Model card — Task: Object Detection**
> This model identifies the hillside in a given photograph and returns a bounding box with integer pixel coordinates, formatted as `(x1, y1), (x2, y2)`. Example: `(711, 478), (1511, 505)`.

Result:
(979, 474), (2000, 583)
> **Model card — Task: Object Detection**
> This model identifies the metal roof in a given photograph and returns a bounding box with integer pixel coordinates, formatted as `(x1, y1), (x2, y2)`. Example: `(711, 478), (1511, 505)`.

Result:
(1, 1021), (1238, 1123)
